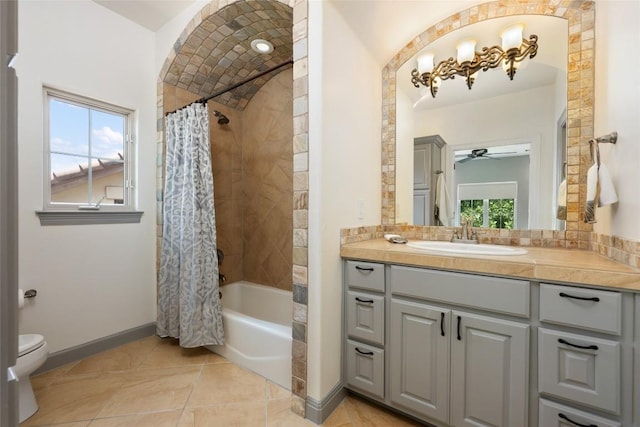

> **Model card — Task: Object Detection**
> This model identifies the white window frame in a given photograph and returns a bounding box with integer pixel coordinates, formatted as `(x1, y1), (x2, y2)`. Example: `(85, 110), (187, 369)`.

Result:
(37, 87), (142, 225)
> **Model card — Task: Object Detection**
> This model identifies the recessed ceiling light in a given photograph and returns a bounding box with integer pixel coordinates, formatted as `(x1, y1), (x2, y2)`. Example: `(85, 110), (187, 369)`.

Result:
(251, 39), (274, 54)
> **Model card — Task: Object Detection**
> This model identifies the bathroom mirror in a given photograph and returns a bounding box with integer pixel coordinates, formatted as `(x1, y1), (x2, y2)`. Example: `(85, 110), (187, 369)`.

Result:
(381, 1), (595, 240)
(395, 15), (567, 230)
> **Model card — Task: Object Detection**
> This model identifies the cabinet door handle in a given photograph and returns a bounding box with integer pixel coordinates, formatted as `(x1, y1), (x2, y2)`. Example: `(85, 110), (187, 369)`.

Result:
(355, 297), (374, 304)
(558, 338), (599, 351)
(355, 266), (374, 272)
(440, 312), (445, 337)
(558, 413), (598, 427)
(355, 347), (374, 356)
(456, 316), (462, 341)
(559, 292), (600, 302)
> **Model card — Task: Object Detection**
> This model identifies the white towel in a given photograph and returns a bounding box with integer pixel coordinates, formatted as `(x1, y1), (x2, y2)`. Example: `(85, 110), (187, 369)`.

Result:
(584, 162), (618, 223)
(434, 173), (453, 226)
(556, 178), (566, 220)
(584, 164), (598, 223)
(597, 163), (618, 206)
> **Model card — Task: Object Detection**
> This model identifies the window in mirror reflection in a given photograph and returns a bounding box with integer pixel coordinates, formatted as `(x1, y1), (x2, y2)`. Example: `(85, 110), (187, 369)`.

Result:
(460, 199), (515, 229)
(458, 182), (517, 229)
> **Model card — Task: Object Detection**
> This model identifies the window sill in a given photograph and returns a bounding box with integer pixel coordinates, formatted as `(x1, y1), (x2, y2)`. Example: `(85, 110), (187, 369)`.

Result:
(36, 210), (144, 226)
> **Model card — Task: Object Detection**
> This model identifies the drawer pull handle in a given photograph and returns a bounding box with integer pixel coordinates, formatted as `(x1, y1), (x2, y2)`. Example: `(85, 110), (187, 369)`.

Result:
(559, 292), (600, 302)
(355, 347), (374, 356)
(456, 316), (462, 341)
(355, 266), (374, 272)
(558, 338), (599, 351)
(558, 413), (598, 427)
(355, 297), (374, 304)
(440, 312), (445, 337)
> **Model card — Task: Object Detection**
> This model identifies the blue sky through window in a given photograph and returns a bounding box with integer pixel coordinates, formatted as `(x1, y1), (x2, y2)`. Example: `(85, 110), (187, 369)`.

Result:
(49, 99), (124, 179)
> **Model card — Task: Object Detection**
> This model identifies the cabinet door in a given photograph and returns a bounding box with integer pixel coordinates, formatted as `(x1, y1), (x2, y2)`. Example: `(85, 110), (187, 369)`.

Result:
(347, 290), (385, 345)
(539, 398), (621, 427)
(414, 143), (431, 189)
(346, 340), (384, 399)
(390, 299), (450, 423)
(538, 328), (620, 414)
(450, 311), (529, 427)
(413, 189), (430, 226)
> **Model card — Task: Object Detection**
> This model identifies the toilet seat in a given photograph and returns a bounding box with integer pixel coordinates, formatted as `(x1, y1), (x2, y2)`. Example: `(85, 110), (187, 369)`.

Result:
(18, 334), (45, 357)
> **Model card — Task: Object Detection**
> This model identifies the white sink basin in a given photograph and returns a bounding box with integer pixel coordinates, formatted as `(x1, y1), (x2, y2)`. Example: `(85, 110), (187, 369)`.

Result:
(406, 240), (528, 256)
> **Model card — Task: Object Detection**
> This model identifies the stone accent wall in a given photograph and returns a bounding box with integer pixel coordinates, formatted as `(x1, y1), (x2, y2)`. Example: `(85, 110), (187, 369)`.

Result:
(290, 0), (309, 415)
(380, 0), (596, 251)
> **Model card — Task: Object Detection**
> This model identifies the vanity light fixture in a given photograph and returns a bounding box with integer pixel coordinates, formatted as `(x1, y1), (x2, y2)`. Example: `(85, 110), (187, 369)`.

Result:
(410, 24), (538, 98)
(250, 38), (274, 54)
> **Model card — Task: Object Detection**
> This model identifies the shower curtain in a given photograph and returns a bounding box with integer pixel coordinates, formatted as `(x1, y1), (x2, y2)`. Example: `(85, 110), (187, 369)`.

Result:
(157, 103), (224, 348)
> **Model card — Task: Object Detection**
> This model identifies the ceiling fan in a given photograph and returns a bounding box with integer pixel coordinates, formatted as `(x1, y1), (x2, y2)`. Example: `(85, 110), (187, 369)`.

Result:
(456, 147), (518, 163)
(457, 148), (493, 163)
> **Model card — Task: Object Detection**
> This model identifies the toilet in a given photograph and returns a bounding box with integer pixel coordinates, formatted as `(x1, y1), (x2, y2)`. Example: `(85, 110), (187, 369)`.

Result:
(13, 334), (48, 423)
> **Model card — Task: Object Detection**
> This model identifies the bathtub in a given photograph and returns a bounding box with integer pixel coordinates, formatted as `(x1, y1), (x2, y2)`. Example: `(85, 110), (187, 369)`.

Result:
(207, 281), (292, 389)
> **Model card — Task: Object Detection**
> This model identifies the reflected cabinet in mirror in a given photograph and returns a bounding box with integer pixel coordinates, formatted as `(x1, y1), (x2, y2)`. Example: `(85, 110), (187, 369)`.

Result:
(382, 0), (595, 246)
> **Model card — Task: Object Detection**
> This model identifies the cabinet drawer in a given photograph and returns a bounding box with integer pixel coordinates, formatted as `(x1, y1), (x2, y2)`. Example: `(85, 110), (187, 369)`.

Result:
(540, 283), (622, 335)
(539, 398), (620, 427)
(538, 328), (620, 414)
(347, 291), (385, 345)
(346, 340), (384, 399)
(390, 265), (529, 317)
(345, 261), (385, 292)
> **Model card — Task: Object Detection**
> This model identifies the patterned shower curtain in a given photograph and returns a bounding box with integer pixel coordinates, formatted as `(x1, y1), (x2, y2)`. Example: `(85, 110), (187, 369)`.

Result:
(157, 103), (224, 348)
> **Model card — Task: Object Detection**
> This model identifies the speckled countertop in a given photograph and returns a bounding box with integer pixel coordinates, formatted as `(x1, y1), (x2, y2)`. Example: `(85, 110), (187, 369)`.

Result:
(340, 239), (640, 291)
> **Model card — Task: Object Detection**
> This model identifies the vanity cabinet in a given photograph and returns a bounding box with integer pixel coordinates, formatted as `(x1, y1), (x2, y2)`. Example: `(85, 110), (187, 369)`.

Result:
(342, 259), (635, 427)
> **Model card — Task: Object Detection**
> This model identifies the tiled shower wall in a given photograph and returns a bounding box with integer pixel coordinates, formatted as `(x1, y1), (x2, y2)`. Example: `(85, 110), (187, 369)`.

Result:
(242, 69), (293, 291)
(162, 72), (292, 291)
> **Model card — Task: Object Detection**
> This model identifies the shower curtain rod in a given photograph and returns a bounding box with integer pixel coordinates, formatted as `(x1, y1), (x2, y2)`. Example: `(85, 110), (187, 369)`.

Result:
(165, 58), (294, 116)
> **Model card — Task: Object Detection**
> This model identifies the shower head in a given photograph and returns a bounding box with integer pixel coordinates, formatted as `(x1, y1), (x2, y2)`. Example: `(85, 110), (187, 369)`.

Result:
(213, 110), (230, 125)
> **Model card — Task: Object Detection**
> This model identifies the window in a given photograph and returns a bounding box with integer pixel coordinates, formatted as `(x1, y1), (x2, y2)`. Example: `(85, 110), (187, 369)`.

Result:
(38, 88), (142, 225)
(458, 182), (517, 229)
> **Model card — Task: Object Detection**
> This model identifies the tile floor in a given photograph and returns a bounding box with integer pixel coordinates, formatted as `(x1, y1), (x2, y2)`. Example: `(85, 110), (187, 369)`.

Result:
(22, 336), (422, 426)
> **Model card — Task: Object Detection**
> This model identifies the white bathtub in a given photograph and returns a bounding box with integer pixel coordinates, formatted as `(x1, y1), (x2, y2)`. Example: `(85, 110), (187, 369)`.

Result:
(207, 281), (292, 389)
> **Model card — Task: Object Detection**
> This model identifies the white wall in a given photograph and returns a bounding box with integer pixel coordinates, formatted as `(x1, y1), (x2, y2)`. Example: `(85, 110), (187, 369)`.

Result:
(593, 0), (640, 240)
(17, 0), (157, 353)
(307, 0), (382, 401)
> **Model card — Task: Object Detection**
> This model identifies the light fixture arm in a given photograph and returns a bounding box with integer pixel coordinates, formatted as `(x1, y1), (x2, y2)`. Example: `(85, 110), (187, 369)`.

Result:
(411, 34), (538, 98)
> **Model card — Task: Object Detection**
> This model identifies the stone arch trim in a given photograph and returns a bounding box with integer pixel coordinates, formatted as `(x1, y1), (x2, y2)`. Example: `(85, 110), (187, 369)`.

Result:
(381, 0), (595, 249)
(155, 0), (309, 417)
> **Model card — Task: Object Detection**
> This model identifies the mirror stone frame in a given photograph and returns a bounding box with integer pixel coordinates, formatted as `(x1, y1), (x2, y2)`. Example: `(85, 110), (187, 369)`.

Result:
(381, 0), (595, 249)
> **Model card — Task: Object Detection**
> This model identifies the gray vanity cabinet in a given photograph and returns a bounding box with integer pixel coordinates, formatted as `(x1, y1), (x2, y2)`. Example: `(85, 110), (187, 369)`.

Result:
(342, 259), (635, 427)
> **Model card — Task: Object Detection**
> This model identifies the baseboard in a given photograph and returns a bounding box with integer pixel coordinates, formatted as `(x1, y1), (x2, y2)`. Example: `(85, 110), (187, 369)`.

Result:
(35, 322), (156, 375)
(305, 383), (347, 425)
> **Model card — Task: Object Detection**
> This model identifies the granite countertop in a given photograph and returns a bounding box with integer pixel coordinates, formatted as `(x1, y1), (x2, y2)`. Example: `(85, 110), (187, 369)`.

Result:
(340, 239), (640, 291)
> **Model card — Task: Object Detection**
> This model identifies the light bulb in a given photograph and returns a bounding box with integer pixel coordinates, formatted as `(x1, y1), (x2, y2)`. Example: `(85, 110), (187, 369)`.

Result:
(456, 39), (477, 63)
(501, 24), (524, 51)
(417, 53), (435, 74)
